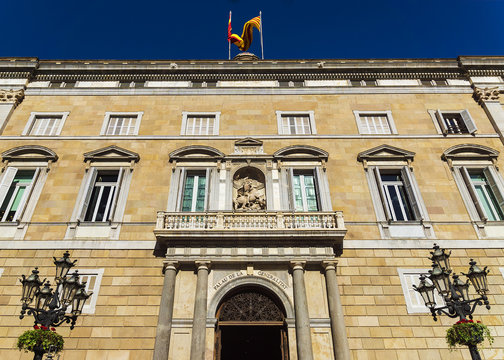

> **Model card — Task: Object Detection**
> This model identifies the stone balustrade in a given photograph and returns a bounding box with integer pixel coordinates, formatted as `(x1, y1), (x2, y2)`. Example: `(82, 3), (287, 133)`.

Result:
(156, 211), (345, 231)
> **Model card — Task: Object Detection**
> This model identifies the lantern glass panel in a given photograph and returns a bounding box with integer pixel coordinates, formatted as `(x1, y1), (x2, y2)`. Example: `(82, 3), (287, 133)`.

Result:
(61, 272), (79, 305)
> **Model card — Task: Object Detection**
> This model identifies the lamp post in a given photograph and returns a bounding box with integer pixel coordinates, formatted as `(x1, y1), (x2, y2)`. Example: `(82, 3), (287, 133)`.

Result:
(414, 244), (491, 360)
(19, 251), (92, 360)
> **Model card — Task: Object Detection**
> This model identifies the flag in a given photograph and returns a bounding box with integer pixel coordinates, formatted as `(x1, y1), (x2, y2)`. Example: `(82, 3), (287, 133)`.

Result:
(228, 16), (261, 52)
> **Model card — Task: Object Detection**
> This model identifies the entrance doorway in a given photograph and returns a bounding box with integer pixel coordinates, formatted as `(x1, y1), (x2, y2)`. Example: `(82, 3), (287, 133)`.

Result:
(214, 287), (289, 360)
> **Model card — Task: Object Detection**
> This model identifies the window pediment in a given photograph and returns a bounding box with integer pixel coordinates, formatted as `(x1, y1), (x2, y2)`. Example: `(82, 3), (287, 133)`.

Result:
(169, 145), (224, 161)
(442, 144), (499, 162)
(2, 145), (58, 163)
(273, 145), (328, 160)
(357, 144), (415, 162)
(83, 145), (140, 163)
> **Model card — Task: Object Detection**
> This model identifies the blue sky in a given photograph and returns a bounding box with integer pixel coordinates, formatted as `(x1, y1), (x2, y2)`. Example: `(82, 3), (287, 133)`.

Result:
(3, 0), (504, 60)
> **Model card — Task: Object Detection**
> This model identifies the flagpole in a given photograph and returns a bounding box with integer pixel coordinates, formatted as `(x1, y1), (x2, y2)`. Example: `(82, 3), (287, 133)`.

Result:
(259, 11), (264, 60)
(228, 11), (232, 60)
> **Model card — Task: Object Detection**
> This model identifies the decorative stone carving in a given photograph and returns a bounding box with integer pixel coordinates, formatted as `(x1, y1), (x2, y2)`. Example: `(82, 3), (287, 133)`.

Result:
(473, 87), (500, 104)
(233, 138), (264, 155)
(233, 167), (266, 211)
(0, 88), (24, 107)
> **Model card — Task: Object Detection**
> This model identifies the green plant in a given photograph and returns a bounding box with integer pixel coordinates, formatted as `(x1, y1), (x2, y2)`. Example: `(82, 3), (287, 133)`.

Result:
(17, 326), (64, 353)
(446, 319), (493, 350)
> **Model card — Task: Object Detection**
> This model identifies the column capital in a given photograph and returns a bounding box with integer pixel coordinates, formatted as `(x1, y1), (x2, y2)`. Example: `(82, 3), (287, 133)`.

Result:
(195, 260), (211, 271)
(0, 88), (24, 108)
(473, 86), (500, 105)
(322, 260), (338, 271)
(290, 260), (306, 271)
(162, 261), (179, 274)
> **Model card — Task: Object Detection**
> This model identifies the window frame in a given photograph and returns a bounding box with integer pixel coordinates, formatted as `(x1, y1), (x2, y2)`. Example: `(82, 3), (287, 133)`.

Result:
(180, 112), (220, 136)
(100, 111), (143, 136)
(429, 109), (477, 135)
(276, 111), (317, 135)
(22, 112), (69, 136)
(353, 110), (397, 135)
(0, 167), (41, 222)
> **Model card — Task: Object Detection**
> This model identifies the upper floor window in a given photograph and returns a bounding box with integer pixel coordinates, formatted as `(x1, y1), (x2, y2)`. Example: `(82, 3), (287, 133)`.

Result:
(292, 171), (319, 211)
(101, 112), (143, 136)
(442, 145), (504, 228)
(0, 169), (39, 222)
(0, 146), (58, 239)
(358, 144), (433, 238)
(22, 112), (69, 136)
(276, 111), (316, 135)
(181, 171), (207, 212)
(354, 111), (397, 135)
(66, 146), (139, 240)
(432, 110), (476, 135)
(83, 170), (123, 222)
(181, 112), (220, 135)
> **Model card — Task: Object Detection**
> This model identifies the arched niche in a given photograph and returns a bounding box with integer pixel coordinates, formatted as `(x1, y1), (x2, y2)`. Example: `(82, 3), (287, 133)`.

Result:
(232, 166), (266, 210)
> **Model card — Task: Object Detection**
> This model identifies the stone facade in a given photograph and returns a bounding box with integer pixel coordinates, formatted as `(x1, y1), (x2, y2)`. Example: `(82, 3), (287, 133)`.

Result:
(0, 57), (503, 359)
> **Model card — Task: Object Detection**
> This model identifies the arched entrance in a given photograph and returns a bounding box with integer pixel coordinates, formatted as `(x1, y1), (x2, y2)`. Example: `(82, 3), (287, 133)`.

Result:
(214, 286), (289, 360)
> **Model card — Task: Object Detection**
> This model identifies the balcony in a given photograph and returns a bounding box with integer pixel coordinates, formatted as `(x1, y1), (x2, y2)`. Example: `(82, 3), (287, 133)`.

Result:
(154, 211), (346, 252)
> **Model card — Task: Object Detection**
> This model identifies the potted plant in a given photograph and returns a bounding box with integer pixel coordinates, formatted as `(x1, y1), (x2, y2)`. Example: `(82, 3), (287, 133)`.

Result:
(446, 319), (493, 350)
(17, 325), (64, 359)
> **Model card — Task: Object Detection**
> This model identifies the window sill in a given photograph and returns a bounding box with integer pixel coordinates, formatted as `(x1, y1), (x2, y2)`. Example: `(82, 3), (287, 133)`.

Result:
(379, 221), (434, 239)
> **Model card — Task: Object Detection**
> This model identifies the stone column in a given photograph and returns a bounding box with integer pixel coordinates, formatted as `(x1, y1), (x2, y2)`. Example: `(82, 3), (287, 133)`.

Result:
(290, 261), (314, 360)
(190, 260), (211, 360)
(474, 87), (504, 145)
(153, 261), (178, 360)
(323, 261), (350, 360)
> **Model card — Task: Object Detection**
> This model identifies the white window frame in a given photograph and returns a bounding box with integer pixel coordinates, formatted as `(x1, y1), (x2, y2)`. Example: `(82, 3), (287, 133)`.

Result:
(453, 165), (504, 222)
(180, 112), (220, 135)
(100, 112), (143, 136)
(67, 268), (104, 314)
(353, 110), (397, 135)
(397, 268), (444, 314)
(428, 109), (477, 135)
(78, 168), (125, 223)
(22, 112), (69, 136)
(371, 166), (426, 222)
(276, 111), (317, 135)
(0, 167), (41, 222)
(0, 268), (3, 278)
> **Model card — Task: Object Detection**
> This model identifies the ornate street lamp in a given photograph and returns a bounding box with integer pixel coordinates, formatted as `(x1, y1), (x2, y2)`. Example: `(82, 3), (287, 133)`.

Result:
(19, 251), (92, 360)
(415, 244), (491, 360)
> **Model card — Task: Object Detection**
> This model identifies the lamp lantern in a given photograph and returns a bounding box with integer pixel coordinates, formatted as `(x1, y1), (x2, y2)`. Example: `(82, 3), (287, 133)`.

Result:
(53, 251), (76, 284)
(465, 259), (489, 295)
(413, 274), (437, 309)
(19, 267), (43, 305)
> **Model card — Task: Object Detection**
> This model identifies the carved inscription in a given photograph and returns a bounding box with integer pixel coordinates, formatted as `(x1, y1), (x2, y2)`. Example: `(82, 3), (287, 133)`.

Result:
(256, 270), (288, 290)
(213, 271), (245, 291)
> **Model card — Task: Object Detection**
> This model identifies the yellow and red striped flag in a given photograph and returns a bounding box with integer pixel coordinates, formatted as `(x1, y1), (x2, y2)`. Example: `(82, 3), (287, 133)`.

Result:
(228, 15), (261, 52)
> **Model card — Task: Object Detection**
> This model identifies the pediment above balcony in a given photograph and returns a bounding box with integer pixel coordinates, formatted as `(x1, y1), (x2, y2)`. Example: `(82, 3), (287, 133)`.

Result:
(233, 137), (264, 155)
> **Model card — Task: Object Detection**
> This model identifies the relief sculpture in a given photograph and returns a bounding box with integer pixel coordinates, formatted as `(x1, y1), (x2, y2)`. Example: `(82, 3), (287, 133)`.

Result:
(233, 169), (266, 210)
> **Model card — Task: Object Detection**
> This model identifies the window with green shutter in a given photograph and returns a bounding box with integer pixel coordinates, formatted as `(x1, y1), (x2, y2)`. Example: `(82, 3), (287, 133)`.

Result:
(0, 170), (36, 222)
(182, 172), (207, 212)
(292, 172), (319, 211)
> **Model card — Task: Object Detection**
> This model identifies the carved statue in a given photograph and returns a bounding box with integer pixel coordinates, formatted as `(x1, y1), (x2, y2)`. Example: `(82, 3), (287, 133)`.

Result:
(233, 175), (266, 210)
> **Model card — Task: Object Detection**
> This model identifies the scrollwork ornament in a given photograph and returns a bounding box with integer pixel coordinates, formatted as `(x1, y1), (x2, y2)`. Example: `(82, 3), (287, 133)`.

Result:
(0, 88), (24, 107)
(473, 87), (500, 105)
